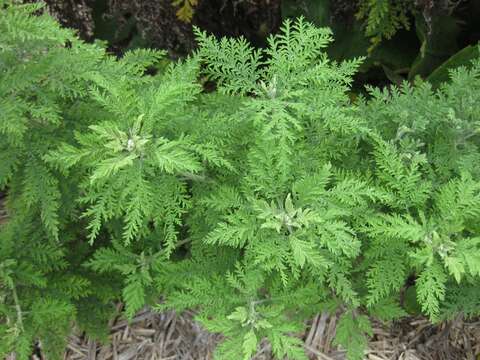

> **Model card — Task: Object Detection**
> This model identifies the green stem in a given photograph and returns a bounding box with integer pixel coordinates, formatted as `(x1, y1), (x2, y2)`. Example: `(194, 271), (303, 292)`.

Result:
(11, 284), (24, 331)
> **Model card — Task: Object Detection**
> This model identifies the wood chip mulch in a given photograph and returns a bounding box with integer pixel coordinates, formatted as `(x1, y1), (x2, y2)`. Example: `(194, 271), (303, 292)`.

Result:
(58, 308), (480, 360)
(63, 309), (221, 360)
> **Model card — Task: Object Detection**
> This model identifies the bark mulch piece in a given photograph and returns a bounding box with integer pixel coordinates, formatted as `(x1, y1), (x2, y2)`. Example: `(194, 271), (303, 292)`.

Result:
(61, 307), (480, 360)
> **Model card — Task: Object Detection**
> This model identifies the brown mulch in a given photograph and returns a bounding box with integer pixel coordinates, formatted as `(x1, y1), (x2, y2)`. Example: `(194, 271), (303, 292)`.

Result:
(63, 309), (221, 360)
(58, 308), (480, 360)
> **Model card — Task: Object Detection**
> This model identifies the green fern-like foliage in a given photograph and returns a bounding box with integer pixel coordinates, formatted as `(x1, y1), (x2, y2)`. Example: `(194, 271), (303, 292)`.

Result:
(2, 3), (480, 360)
(0, 2), (103, 357)
(158, 22), (480, 359)
(1, 1), (225, 357)
(173, 19), (371, 359)
(357, 66), (480, 322)
(357, 0), (414, 49)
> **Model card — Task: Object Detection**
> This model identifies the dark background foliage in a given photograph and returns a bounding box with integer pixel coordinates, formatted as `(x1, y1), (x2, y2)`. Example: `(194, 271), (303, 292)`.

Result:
(31, 0), (480, 88)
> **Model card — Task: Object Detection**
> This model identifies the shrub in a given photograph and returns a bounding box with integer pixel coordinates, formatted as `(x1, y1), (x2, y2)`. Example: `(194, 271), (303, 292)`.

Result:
(1, 2), (479, 359)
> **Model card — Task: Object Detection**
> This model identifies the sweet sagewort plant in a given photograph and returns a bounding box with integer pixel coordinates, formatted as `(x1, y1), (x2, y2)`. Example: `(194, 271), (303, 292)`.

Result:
(1, 2), (480, 359)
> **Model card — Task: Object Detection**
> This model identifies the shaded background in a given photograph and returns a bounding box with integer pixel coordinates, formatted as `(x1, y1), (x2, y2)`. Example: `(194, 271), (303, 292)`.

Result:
(31, 0), (480, 90)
